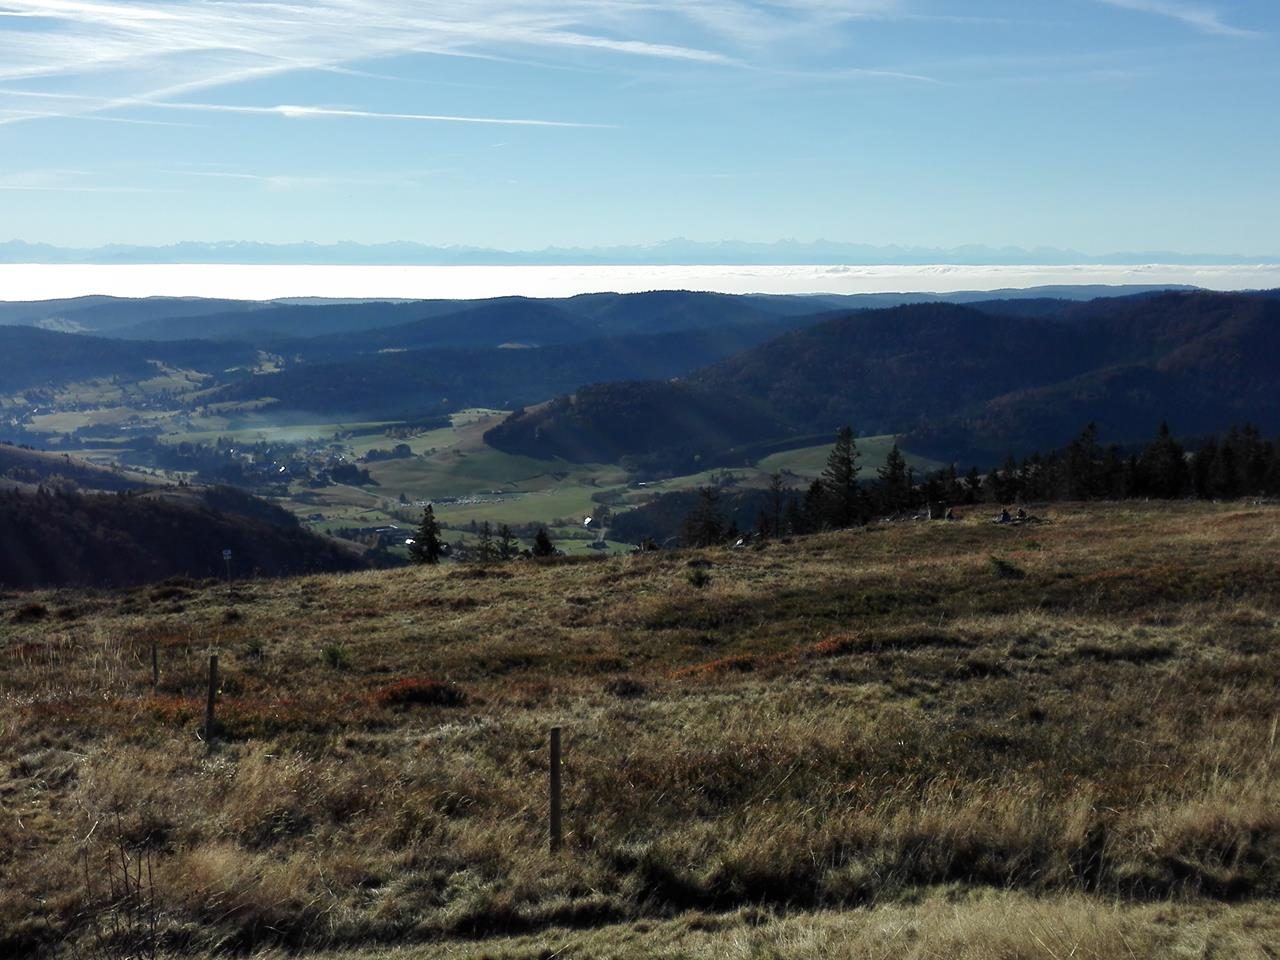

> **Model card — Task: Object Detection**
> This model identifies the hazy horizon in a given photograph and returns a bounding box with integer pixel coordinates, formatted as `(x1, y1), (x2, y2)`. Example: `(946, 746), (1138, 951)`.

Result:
(2, 262), (1277, 303)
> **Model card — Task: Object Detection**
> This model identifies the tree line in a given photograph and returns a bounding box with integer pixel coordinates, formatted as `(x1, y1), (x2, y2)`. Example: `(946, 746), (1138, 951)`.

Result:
(407, 504), (558, 565)
(672, 421), (1280, 548)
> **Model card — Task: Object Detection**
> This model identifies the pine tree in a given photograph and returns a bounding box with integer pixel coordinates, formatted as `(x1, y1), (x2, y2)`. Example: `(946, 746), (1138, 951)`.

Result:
(497, 523), (518, 561)
(802, 478), (826, 531)
(820, 426), (862, 528)
(877, 443), (911, 514)
(766, 472), (788, 538)
(532, 526), (556, 557)
(1137, 422), (1189, 498)
(1064, 423), (1101, 500)
(683, 487), (726, 547)
(784, 495), (806, 536)
(476, 520), (496, 563)
(963, 466), (983, 504)
(408, 504), (443, 565)
(1191, 438), (1219, 499)
(992, 454), (1020, 503)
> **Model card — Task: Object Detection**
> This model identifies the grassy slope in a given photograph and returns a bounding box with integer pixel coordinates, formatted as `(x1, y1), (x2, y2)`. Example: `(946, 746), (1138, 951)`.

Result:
(757, 435), (945, 479)
(360, 425), (940, 541)
(2, 502), (1279, 957)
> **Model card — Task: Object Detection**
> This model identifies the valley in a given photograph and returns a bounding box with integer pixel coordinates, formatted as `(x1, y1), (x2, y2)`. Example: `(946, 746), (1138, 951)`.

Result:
(4, 287), (1279, 572)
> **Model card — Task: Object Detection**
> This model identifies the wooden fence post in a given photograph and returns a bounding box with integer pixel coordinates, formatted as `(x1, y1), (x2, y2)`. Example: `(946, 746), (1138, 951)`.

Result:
(549, 726), (563, 854)
(204, 654), (218, 749)
(151, 644), (159, 689)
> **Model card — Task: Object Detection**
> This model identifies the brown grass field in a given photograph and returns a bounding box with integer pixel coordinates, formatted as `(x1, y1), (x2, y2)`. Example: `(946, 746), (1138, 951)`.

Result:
(2, 501), (1278, 958)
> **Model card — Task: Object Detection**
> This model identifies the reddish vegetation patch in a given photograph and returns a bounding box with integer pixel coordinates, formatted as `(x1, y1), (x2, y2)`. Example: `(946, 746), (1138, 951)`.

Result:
(144, 696), (201, 727)
(219, 695), (374, 737)
(372, 677), (467, 709)
(671, 655), (758, 679)
(807, 633), (861, 658)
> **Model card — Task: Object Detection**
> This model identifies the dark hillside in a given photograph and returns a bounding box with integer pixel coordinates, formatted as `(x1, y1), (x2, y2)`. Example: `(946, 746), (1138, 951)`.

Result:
(695, 302), (1089, 433)
(0, 296), (266, 334)
(486, 302), (1090, 465)
(285, 292), (804, 362)
(118, 291), (796, 352)
(556, 289), (782, 330)
(487, 291), (1280, 468)
(117, 299), (477, 342)
(0, 485), (366, 588)
(287, 299), (594, 360)
(0, 327), (257, 391)
(0, 444), (148, 492)
(942, 294), (1280, 457)
(209, 322), (806, 420)
(487, 380), (793, 469)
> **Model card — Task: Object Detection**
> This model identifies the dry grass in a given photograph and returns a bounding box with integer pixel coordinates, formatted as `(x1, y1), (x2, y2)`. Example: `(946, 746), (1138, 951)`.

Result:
(1, 502), (1279, 956)
(330, 894), (1280, 959)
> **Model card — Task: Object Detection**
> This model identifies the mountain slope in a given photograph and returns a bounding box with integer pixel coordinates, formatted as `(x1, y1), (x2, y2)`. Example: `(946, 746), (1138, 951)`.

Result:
(116, 299), (476, 342)
(0, 444), (150, 492)
(486, 291), (1280, 466)
(208, 321), (811, 420)
(0, 484), (367, 588)
(0, 296), (268, 334)
(0, 326), (258, 392)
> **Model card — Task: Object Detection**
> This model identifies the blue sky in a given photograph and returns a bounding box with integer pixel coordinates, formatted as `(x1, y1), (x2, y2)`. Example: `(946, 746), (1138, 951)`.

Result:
(0, 0), (1276, 254)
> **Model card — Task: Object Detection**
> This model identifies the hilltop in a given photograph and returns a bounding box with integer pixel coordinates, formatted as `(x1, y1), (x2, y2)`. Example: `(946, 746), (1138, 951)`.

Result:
(2, 501), (1277, 957)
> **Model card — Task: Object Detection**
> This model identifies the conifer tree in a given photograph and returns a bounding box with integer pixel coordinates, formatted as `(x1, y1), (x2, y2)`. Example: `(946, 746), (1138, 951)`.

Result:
(532, 526), (556, 557)
(877, 443), (911, 514)
(802, 478), (826, 531)
(683, 486), (726, 547)
(766, 472), (788, 538)
(784, 495), (806, 536)
(963, 466), (983, 504)
(819, 426), (862, 528)
(476, 520), (496, 563)
(1138, 422), (1189, 498)
(497, 523), (518, 561)
(408, 504), (443, 565)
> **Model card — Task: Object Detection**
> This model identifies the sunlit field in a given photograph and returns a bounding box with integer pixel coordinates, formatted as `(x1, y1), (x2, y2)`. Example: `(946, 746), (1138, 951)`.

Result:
(2, 501), (1278, 957)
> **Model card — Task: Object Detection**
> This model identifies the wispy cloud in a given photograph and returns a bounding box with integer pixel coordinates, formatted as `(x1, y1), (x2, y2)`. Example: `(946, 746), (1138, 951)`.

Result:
(165, 168), (444, 190)
(0, 0), (934, 126)
(0, 168), (163, 192)
(1094, 0), (1259, 37)
(152, 101), (609, 127)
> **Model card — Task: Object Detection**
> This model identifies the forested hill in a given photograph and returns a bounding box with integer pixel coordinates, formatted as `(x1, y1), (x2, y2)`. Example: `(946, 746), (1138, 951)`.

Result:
(0, 485), (367, 589)
(6, 286), (1201, 345)
(0, 295), (266, 334)
(0, 326), (257, 392)
(485, 291), (1280, 469)
(111, 290), (797, 348)
(208, 321), (809, 420)
(0, 443), (148, 492)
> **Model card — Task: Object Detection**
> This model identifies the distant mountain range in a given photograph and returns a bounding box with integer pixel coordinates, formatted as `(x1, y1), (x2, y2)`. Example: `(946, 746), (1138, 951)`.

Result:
(0, 285), (1201, 340)
(3, 238), (1277, 266)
